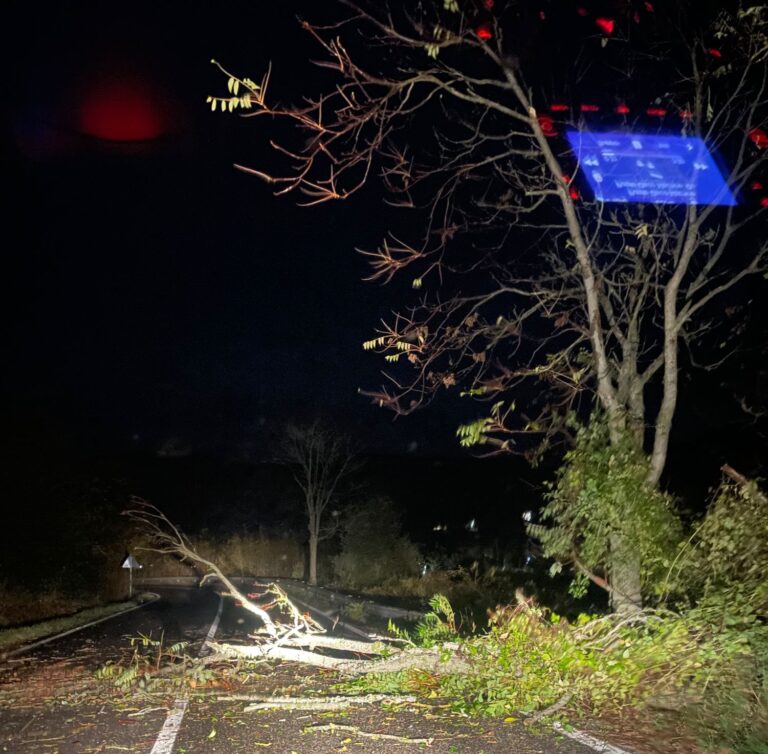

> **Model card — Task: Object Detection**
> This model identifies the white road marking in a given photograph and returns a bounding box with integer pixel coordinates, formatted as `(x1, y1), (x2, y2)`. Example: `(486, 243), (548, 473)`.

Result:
(2, 594), (160, 660)
(148, 698), (188, 754)
(202, 594), (224, 652)
(148, 593), (223, 754)
(552, 721), (633, 754)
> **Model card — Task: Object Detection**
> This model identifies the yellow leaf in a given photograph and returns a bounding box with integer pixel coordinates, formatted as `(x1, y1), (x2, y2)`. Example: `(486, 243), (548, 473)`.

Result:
(504, 716), (517, 723)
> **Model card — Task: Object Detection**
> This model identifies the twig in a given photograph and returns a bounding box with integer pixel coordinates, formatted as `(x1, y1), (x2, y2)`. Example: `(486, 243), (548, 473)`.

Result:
(525, 692), (573, 724)
(222, 693), (415, 712)
(126, 706), (168, 717)
(303, 722), (434, 745)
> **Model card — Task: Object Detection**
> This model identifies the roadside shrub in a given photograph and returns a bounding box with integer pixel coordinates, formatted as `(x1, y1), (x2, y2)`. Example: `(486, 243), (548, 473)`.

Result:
(351, 594), (767, 751)
(666, 474), (768, 617)
(333, 497), (421, 589)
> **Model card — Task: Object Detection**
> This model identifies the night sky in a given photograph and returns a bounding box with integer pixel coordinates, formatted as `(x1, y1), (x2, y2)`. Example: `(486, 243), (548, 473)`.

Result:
(2, 0), (478, 462)
(2, 1), (766, 495)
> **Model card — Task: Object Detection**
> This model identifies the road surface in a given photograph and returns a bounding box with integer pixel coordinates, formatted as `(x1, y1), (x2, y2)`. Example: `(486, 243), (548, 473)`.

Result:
(0, 584), (628, 754)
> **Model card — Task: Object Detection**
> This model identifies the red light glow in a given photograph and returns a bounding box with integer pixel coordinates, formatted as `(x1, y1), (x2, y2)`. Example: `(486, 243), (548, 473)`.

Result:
(580, 104), (600, 113)
(476, 24), (493, 41)
(751, 181), (764, 191)
(615, 103), (630, 115)
(646, 107), (667, 117)
(538, 115), (558, 137)
(761, 197), (768, 208)
(708, 48), (722, 58)
(595, 17), (615, 35)
(550, 103), (569, 112)
(679, 110), (694, 119)
(569, 187), (581, 200)
(79, 80), (166, 142)
(748, 127), (768, 149)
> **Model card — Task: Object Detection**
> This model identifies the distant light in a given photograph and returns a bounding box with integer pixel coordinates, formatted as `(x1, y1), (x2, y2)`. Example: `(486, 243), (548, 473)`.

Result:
(646, 107), (668, 117)
(580, 104), (600, 113)
(465, 518), (478, 533)
(679, 110), (694, 120)
(615, 103), (630, 115)
(565, 130), (737, 205)
(749, 128), (768, 149)
(595, 17), (615, 35)
(751, 181), (764, 191)
(522, 510), (533, 522)
(476, 24), (493, 41)
(550, 103), (569, 112)
(538, 115), (558, 137)
(79, 81), (165, 141)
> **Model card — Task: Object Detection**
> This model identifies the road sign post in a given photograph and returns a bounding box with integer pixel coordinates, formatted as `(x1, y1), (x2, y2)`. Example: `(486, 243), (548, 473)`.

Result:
(121, 554), (142, 598)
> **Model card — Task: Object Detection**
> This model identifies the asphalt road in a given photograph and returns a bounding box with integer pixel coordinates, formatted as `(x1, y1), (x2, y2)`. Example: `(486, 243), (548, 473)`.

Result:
(0, 585), (627, 754)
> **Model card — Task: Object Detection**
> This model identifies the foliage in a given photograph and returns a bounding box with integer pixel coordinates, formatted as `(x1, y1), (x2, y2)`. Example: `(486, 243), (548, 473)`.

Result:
(333, 497), (421, 589)
(666, 475), (768, 617)
(96, 631), (215, 692)
(529, 417), (681, 599)
(353, 594), (768, 751)
(386, 594), (460, 648)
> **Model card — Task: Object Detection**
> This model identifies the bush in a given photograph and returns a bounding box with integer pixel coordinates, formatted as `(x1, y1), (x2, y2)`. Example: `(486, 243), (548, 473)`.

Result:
(333, 497), (421, 589)
(666, 474), (768, 617)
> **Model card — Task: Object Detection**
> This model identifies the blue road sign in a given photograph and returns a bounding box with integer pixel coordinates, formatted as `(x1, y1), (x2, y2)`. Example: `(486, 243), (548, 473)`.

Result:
(565, 130), (737, 206)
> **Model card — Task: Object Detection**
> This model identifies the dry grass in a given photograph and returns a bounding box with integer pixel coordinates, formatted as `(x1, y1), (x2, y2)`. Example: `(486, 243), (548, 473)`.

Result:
(0, 596), (145, 652)
(131, 532), (305, 580)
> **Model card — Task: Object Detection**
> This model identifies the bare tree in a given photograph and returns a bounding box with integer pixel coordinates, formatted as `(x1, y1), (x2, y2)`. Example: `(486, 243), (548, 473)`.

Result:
(211, 2), (768, 611)
(277, 421), (356, 585)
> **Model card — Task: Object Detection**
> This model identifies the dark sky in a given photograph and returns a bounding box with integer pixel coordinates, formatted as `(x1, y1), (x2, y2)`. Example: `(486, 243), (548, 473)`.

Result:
(2, 0), (477, 460)
(2, 1), (766, 482)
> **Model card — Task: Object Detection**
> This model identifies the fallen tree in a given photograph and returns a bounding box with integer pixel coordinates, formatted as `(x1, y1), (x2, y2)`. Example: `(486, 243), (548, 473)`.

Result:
(123, 498), (476, 677)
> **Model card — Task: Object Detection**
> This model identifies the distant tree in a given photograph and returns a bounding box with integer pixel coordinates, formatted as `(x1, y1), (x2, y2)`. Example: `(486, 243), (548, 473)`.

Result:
(277, 421), (357, 585)
(212, 2), (768, 611)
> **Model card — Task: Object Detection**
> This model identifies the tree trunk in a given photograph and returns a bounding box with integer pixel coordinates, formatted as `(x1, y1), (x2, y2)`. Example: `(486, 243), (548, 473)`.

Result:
(609, 533), (642, 614)
(308, 530), (319, 586)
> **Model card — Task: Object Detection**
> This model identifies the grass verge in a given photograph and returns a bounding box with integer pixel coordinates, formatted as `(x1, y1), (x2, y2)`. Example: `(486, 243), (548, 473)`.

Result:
(0, 593), (154, 654)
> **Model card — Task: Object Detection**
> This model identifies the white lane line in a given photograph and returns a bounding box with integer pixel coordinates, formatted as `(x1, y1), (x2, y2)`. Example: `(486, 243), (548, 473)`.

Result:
(148, 593), (223, 754)
(202, 593), (224, 653)
(149, 698), (188, 754)
(552, 722), (633, 754)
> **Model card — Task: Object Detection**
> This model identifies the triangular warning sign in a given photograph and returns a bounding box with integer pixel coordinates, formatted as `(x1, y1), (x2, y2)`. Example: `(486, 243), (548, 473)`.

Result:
(122, 554), (142, 569)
